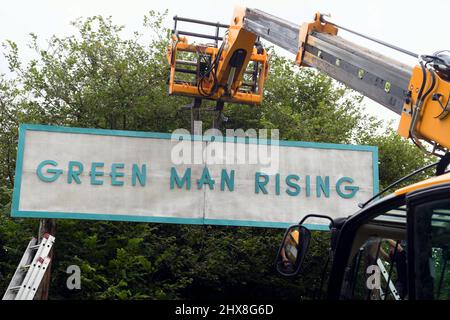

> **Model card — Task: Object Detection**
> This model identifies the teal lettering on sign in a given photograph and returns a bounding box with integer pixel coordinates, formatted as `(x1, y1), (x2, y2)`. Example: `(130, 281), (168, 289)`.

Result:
(110, 163), (125, 186)
(68, 161), (83, 184)
(36, 160), (62, 182)
(275, 174), (281, 195)
(90, 162), (104, 185)
(285, 174), (301, 196)
(316, 176), (330, 198)
(305, 175), (311, 197)
(197, 167), (215, 190)
(255, 172), (269, 194)
(132, 164), (146, 187)
(336, 177), (359, 199)
(32, 160), (361, 199)
(170, 167), (191, 190)
(220, 169), (235, 192)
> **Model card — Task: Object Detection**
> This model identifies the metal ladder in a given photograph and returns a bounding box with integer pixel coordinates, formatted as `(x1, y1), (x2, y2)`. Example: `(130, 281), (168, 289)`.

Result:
(2, 233), (55, 300)
(377, 258), (401, 300)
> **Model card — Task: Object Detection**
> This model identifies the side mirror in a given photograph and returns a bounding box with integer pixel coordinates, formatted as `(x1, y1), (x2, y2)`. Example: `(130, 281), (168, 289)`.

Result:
(275, 225), (311, 276)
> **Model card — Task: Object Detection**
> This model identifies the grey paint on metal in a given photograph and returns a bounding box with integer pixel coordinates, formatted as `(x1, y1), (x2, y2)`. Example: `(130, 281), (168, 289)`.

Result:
(243, 8), (299, 54)
(242, 8), (413, 114)
(303, 45), (407, 114)
(309, 33), (412, 90)
(303, 52), (405, 114)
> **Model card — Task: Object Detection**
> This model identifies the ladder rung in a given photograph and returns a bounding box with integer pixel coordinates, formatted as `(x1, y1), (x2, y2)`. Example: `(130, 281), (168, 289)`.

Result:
(3, 234), (55, 300)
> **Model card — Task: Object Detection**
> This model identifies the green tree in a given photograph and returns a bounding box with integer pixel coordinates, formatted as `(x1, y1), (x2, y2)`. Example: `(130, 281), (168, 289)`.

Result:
(358, 127), (435, 190)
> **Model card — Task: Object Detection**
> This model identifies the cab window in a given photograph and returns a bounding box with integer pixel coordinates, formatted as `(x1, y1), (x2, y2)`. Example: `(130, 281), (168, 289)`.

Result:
(411, 199), (450, 300)
(339, 206), (407, 300)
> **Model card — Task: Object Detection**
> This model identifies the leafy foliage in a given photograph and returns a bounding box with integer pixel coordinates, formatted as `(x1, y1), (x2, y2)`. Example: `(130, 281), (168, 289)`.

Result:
(357, 127), (435, 189)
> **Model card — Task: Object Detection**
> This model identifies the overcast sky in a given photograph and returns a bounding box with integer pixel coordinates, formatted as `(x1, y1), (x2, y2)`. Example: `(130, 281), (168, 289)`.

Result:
(2, 0), (450, 128)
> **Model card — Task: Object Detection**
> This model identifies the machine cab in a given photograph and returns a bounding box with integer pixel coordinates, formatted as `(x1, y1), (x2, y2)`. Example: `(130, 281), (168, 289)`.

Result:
(275, 173), (450, 300)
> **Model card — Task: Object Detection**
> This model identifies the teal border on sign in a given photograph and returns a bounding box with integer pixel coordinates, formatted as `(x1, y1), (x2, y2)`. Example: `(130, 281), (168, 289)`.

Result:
(11, 124), (379, 230)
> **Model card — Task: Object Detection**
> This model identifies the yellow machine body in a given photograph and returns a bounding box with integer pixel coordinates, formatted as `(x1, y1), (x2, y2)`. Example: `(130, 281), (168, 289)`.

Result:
(398, 66), (450, 150)
(395, 172), (450, 196)
(296, 12), (338, 67)
(166, 8), (268, 105)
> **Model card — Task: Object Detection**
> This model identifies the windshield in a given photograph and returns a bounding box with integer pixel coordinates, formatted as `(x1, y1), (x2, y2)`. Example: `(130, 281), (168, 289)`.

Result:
(339, 205), (408, 300)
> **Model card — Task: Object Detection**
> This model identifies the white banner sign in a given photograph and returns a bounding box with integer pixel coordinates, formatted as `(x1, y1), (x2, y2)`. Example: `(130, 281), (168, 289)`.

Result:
(12, 124), (378, 229)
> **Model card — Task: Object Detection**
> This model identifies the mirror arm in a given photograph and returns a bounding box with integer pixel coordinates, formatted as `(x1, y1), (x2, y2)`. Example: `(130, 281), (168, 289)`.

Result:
(299, 214), (335, 228)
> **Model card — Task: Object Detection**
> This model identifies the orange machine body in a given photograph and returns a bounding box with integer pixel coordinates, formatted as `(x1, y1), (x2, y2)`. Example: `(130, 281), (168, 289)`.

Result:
(398, 66), (450, 151)
(296, 12), (338, 66)
(166, 9), (268, 105)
